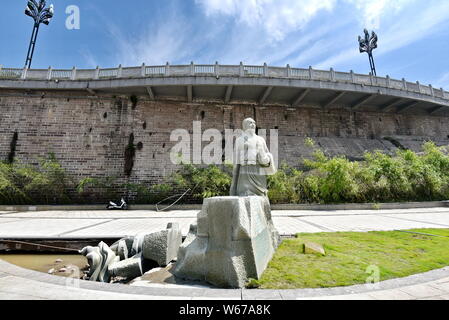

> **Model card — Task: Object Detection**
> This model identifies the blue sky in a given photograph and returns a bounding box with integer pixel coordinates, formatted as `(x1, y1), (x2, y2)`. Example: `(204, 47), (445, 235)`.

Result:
(2, 0), (449, 88)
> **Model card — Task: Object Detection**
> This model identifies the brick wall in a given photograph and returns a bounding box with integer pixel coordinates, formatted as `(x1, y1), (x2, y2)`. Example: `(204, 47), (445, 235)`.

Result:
(1, 91), (449, 187)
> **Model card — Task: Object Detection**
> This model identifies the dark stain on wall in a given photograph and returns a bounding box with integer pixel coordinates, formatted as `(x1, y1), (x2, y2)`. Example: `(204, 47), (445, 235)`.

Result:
(130, 95), (138, 109)
(124, 133), (135, 176)
(7, 131), (18, 164)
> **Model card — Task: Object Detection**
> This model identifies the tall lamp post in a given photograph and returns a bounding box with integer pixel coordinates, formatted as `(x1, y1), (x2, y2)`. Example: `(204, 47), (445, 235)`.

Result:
(358, 29), (378, 76)
(24, 0), (54, 69)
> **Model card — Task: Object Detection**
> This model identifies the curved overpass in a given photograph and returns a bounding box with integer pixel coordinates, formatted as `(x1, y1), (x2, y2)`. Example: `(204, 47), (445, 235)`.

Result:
(1, 63), (448, 116)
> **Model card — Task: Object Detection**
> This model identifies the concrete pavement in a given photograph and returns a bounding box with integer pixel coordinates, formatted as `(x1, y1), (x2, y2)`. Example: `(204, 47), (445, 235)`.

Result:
(0, 259), (449, 300)
(0, 207), (449, 238)
(0, 205), (449, 299)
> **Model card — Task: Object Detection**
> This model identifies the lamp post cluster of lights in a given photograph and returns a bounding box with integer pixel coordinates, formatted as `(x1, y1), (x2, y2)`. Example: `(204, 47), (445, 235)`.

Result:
(24, 0), (54, 68)
(358, 28), (378, 76)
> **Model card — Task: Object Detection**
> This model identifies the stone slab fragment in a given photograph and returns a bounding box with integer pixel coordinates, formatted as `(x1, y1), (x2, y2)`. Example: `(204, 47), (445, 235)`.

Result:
(303, 242), (325, 255)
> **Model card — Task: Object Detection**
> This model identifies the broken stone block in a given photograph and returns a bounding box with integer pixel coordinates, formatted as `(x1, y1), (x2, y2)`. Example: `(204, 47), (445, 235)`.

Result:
(108, 253), (144, 279)
(173, 224), (208, 280)
(110, 236), (134, 260)
(303, 241), (326, 255)
(130, 234), (146, 257)
(173, 196), (281, 288)
(142, 223), (182, 266)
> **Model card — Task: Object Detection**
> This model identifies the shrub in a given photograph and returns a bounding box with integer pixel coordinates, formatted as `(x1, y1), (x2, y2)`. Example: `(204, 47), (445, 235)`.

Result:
(170, 163), (232, 199)
(267, 163), (302, 204)
(76, 176), (119, 203)
(0, 154), (73, 204)
(303, 150), (360, 203)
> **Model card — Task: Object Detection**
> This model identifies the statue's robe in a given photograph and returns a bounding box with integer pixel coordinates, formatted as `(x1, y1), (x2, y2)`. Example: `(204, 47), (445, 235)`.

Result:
(230, 133), (275, 198)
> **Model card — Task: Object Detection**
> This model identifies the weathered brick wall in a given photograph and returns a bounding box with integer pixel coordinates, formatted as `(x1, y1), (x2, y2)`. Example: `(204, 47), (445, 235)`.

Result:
(1, 91), (449, 187)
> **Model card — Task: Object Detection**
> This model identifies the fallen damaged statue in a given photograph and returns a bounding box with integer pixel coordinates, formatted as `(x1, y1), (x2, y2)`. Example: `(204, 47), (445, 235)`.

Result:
(79, 223), (182, 282)
(173, 118), (281, 288)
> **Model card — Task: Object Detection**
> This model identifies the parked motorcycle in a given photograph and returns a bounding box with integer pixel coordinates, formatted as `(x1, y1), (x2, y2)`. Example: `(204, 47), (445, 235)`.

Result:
(106, 197), (128, 210)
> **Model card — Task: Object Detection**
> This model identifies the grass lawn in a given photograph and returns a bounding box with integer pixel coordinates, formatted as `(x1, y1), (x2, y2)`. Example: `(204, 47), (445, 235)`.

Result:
(255, 228), (449, 289)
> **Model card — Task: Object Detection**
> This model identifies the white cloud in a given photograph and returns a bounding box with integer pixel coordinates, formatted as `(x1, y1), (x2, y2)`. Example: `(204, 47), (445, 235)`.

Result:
(79, 48), (98, 68)
(107, 18), (193, 66)
(195, 0), (416, 42)
(347, 0), (416, 29)
(433, 72), (449, 90)
(315, 1), (449, 70)
(195, 0), (336, 41)
(103, 0), (449, 83)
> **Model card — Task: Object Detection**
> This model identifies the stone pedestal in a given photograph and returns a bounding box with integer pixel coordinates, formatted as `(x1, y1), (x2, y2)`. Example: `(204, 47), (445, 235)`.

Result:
(173, 196), (280, 288)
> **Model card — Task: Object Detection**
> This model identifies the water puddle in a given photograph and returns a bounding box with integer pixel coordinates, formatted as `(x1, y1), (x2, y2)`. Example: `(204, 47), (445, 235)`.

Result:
(0, 254), (88, 278)
(0, 254), (213, 288)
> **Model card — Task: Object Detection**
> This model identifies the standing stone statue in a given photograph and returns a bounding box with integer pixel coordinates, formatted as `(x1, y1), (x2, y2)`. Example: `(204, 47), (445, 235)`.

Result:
(174, 118), (280, 288)
(230, 118), (276, 198)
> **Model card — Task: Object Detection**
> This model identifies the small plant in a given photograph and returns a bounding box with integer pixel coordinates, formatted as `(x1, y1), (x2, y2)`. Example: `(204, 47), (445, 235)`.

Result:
(304, 137), (315, 148)
(245, 278), (261, 289)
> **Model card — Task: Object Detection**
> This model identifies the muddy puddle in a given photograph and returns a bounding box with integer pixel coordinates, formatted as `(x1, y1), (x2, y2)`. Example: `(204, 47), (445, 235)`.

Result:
(0, 254), (88, 278)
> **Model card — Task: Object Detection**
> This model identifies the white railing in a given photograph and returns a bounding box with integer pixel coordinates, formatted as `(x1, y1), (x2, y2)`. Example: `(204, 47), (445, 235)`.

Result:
(51, 69), (72, 79)
(194, 65), (215, 74)
(146, 66), (165, 76)
(98, 68), (118, 78)
(290, 68), (309, 78)
(244, 65), (264, 75)
(0, 68), (23, 79)
(0, 63), (447, 99)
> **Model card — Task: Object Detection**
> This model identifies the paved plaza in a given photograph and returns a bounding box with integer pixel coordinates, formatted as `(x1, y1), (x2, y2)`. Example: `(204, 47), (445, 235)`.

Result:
(0, 207), (449, 238)
(0, 206), (449, 299)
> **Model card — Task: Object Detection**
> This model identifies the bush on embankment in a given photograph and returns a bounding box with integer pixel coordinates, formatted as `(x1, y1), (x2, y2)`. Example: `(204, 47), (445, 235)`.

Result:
(1, 141), (449, 205)
(266, 141), (449, 204)
(0, 153), (74, 204)
(165, 140), (449, 204)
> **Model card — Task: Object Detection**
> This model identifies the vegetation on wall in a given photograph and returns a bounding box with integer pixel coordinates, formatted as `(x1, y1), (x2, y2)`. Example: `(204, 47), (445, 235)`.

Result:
(266, 140), (449, 204)
(1, 140), (449, 205)
(161, 140), (449, 204)
(0, 153), (74, 204)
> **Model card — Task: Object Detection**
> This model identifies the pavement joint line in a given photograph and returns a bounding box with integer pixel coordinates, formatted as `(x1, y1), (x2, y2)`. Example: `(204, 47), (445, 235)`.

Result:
(428, 283), (449, 292)
(0, 287), (50, 300)
(377, 214), (449, 228)
(0, 216), (199, 220)
(56, 219), (115, 237)
(0, 212), (19, 216)
(272, 209), (449, 217)
(295, 217), (335, 232)
(275, 212), (439, 218)
(0, 219), (27, 225)
(2, 208), (448, 219)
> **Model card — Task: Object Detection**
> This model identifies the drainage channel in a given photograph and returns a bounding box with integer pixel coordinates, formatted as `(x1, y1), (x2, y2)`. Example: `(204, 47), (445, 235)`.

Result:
(0, 237), (120, 252)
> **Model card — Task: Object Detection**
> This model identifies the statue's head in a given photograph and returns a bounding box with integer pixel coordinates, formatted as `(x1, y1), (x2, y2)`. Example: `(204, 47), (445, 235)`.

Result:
(242, 118), (256, 132)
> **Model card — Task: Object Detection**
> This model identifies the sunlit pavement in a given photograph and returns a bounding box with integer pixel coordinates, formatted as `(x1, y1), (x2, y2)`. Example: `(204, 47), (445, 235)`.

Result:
(1, 206), (449, 299)
(0, 207), (449, 238)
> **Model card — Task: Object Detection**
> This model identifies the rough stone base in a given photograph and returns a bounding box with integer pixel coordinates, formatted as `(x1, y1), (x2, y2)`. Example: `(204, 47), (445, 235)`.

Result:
(173, 196), (280, 288)
(108, 253), (143, 279)
(142, 223), (182, 266)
